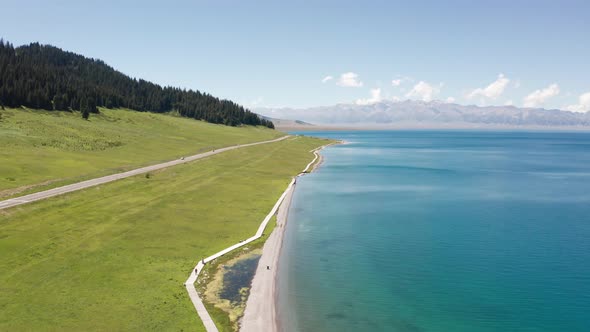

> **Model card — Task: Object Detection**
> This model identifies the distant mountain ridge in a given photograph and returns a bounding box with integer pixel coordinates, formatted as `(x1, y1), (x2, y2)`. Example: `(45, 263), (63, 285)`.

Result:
(257, 100), (590, 128)
(258, 115), (314, 129)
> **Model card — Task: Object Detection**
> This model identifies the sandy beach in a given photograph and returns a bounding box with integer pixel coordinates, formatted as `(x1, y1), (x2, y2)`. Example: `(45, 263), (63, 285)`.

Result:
(239, 178), (295, 332)
(240, 141), (339, 332)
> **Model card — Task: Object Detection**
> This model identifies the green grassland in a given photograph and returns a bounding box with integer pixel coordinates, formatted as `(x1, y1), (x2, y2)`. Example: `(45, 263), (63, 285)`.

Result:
(0, 107), (283, 197)
(0, 135), (329, 331)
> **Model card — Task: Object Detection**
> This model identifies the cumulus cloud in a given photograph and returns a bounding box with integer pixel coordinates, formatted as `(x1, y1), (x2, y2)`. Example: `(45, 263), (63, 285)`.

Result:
(446, 96), (455, 103)
(321, 75), (333, 83)
(523, 83), (560, 108)
(356, 88), (382, 105)
(565, 92), (590, 113)
(391, 79), (402, 86)
(337, 72), (363, 87)
(466, 74), (510, 100)
(405, 81), (441, 102)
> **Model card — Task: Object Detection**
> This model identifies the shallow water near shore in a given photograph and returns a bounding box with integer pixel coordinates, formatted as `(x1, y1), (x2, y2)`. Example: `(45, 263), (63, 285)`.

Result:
(220, 254), (261, 303)
(278, 130), (590, 332)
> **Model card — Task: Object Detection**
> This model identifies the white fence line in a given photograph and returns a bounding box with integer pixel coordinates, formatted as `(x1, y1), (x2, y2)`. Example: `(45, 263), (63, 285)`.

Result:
(184, 143), (327, 331)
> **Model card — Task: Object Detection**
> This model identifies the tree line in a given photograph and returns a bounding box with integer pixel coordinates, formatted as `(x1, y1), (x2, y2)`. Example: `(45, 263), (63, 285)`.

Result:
(0, 39), (274, 128)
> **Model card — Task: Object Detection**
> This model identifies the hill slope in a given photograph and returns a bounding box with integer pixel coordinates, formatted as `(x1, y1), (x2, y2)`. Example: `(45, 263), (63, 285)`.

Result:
(0, 107), (283, 198)
(0, 40), (273, 128)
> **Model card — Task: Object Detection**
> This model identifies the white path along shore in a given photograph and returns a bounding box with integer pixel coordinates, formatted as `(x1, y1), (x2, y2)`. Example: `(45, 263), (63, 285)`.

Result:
(184, 178), (297, 332)
(185, 143), (328, 332)
(239, 144), (330, 332)
(239, 175), (295, 332)
(0, 135), (289, 210)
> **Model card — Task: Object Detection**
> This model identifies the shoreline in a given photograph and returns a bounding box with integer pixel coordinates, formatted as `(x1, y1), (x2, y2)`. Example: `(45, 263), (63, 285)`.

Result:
(185, 139), (336, 332)
(185, 166), (300, 332)
(239, 178), (295, 332)
(240, 141), (338, 332)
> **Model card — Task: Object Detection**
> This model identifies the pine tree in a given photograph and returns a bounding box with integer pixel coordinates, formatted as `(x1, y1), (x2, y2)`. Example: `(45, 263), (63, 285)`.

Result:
(0, 40), (275, 128)
(81, 98), (90, 120)
(52, 94), (65, 110)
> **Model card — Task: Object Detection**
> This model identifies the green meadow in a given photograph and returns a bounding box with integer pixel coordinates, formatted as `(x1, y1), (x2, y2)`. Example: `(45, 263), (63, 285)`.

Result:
(0, 107), (283, 197)
(0, 135), (329, 331)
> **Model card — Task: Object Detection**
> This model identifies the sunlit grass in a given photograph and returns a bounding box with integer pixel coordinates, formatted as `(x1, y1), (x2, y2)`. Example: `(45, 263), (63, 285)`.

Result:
(0, 107), (283, 197)
(0, 135), (331, 331)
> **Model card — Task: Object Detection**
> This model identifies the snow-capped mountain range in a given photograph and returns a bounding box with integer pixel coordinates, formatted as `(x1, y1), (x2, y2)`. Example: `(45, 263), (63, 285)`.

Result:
(257, 100), (590, 128)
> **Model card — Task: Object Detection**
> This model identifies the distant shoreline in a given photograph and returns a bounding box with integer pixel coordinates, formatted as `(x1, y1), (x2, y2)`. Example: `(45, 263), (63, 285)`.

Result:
(276, 124), (590, 132)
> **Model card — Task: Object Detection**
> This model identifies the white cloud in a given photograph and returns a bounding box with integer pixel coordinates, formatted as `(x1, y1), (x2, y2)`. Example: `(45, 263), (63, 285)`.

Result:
(446, 96), (455, 103)
(391, 79), (402, 86)
(565, 92), (590, 113)
(337, 72), (363, 87)
(356, 88), (382, 105)
(505, 100), (514, 106)
(466, 74), (510, 100)
(321, 75), (333, 83)
(513, 80), (521, 89)
(247, 96), (264, 107)
(405, 81), (441, 102)
(523, 83), (560, 108)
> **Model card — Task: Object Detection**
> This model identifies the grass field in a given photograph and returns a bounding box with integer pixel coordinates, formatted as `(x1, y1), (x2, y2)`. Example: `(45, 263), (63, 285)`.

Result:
(0, 107), (283, 197)
(0, 135), (329, 331)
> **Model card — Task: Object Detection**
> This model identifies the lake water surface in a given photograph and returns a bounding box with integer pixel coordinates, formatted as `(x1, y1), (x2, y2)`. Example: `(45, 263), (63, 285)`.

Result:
(278, 131), (590, 332)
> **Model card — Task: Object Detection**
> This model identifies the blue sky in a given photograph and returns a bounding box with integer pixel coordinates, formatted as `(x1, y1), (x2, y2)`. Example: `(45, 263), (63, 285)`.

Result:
(1, 0), (589, 111)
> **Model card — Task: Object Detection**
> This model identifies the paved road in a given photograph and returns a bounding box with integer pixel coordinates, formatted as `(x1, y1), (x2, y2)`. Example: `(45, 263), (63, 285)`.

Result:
(0, 135), (290, 210)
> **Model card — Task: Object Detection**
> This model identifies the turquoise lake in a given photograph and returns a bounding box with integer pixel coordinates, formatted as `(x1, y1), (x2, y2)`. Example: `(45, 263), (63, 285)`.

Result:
(278, 131), (590, 332)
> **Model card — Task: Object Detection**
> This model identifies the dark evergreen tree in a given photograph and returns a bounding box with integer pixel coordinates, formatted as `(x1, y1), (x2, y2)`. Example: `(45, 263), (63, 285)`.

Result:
(0, 40), (274, 128)
(81, 98), (90, 120)
(52, 93), (66, 110)
(82, 108), (90, 120)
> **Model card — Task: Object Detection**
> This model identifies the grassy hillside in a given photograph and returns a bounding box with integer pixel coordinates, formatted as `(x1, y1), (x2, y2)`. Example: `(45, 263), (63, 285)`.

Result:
(0, 41), (273, 128)
(0, 135), (329, 331)
(0, 107), (283, 198)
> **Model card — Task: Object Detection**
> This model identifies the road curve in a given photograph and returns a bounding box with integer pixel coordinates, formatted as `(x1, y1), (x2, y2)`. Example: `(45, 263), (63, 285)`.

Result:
(0, 135), (290, 210)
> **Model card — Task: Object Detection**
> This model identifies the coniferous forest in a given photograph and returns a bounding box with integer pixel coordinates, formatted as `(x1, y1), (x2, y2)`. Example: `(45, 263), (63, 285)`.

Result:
(0, 40), (274, 128)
